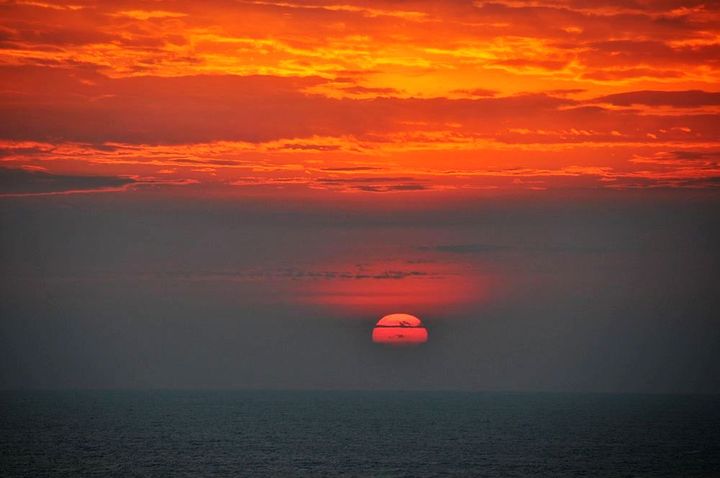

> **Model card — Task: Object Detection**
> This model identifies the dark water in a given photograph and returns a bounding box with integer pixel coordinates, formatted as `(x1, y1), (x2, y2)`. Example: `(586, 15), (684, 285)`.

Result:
(1, 391), (719, 477)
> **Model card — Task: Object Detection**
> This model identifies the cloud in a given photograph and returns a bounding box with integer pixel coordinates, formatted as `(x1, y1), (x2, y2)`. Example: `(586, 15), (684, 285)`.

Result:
(316, 177), (417, 184)
(0, 166), (135, 196)
(594, 90), (720, 107)
(3, 66), (716, 149)
(0, 0), (719, 192)
(0, 166), (198, 197)
(336, 85), (400, 96)
(320, 167), (382, 172)
(355, 184), (429, 192)
(3, 0), (719, 86)
(272, 268), (432, 280)
(581, 68), (684, 81)
(422, 244), (513, 254)
(277, 143), (342, 151)
(45, 266), (440, 283)
(315, 176), (430, 192)
(452, 88), (498, 97)
(423, 242), (622, 254)
(669, 151), (720, 160)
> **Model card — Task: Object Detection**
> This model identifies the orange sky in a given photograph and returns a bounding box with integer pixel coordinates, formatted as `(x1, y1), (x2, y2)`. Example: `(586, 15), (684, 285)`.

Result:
(1, 0), (719, 196)
(2, 2), (720, 393)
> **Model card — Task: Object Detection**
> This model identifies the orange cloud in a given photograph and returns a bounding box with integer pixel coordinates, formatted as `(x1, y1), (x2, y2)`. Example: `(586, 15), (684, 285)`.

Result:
(0, 0), (718, 195)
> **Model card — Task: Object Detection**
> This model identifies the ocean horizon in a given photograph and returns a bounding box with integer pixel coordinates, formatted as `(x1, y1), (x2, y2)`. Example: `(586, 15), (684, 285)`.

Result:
(2, 389), (719, 477)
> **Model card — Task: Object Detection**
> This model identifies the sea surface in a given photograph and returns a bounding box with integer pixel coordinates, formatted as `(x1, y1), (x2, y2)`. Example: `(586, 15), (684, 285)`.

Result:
(1, 390), (719, 477)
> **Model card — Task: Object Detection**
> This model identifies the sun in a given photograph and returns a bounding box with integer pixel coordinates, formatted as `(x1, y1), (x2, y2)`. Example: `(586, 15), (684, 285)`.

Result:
(371, 313), (428, 346)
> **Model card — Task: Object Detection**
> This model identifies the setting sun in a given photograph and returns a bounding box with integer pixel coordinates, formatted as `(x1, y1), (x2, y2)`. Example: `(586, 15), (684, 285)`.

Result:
(372, 313), (429, 346)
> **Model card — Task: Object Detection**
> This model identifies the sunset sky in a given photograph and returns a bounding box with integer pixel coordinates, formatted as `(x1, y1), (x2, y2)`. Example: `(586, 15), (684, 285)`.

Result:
(1, 1), (719, 392)
(1, 0), (719, 194)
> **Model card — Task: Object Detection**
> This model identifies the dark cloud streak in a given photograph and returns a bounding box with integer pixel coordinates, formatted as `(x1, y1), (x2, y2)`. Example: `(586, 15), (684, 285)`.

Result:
(0, 167), (135, 195)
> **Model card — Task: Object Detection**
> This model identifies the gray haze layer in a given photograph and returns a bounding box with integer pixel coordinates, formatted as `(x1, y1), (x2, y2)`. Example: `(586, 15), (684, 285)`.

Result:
(1, 192), (719, 393)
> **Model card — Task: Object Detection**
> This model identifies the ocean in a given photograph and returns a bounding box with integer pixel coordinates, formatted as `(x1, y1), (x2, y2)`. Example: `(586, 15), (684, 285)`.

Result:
(1, 390), (719, 477)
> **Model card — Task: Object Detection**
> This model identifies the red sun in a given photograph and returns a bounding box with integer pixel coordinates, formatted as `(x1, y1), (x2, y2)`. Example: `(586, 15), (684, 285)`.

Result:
(371, 313), (428, 346)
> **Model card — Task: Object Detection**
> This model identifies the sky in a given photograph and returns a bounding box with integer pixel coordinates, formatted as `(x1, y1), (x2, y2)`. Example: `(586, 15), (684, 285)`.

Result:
(0, 0), (719, 392)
